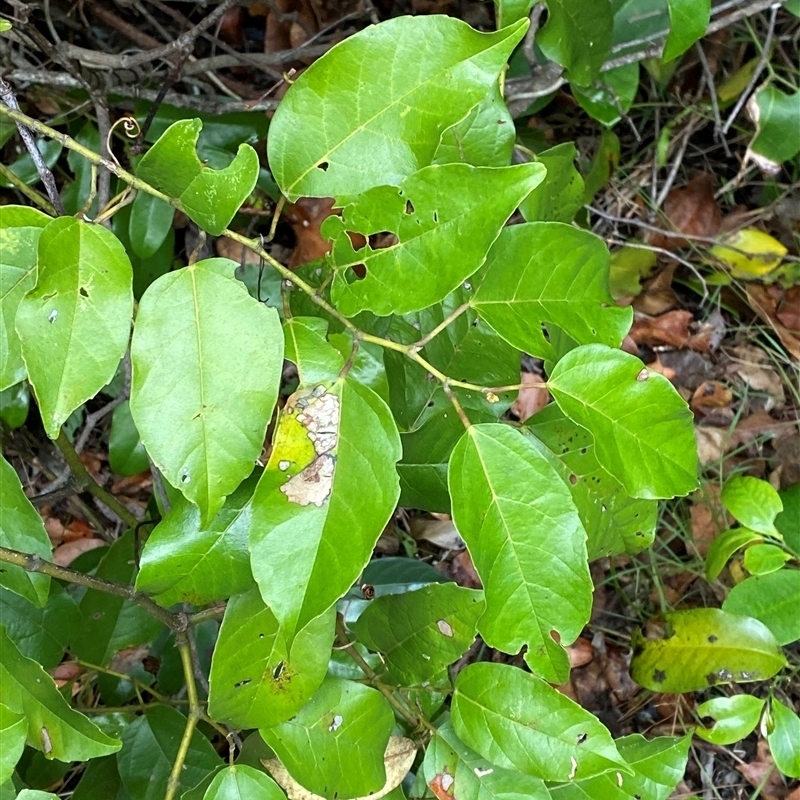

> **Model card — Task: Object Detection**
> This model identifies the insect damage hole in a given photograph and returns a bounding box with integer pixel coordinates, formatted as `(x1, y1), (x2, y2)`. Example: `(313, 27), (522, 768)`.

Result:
(317, 161), (330, 171)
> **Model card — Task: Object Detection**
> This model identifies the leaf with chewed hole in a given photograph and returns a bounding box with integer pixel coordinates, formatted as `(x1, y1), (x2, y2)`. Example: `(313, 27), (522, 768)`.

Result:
(268, 16), (528, 199)
(325, 162), (544, 317)
(15, 217), (133, 438)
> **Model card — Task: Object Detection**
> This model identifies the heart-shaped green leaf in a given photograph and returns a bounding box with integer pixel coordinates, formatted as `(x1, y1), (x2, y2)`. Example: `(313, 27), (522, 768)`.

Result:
(694, 695), (765, 745)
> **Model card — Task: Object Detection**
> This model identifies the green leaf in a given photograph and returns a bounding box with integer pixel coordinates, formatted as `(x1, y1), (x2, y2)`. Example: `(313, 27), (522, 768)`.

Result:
(721, 476), (782, 536)
(0, 625), (121, 761)
(768, 699), (800, 778)
(0, 206), (50, 390)
(743, 543), (791, 576)
(0, 455), (51, 607)
(448, 424), (592, 683)
(776, 484), (800, 556)
(15, 217), (133, 438)
(452, 662), (630, 781)
(663, 0), (710, 61)
(71, 531), (166, 667)
(705, 528), (763, 581)
(519, 143), (585, 224)
(548, 344), (698, 499)
(136, 476), (257, 607)
(283, 317), (344, 386)
(136, 120), (258, 236)
(0, 703), (26, 784)
(128, 191), (175, 260)
(0, 382), (29, 429)
(582, 128), (620, 202)
(397, 410), (466, 512)
(0, 140), (61, 188)
(208, 587), (333, 730)
(326, 162), (545, 317)
(130, 258), (283, 524)
(250, 378), (401, 637)
(62, 123), (101, 218)
(71, 755), (131, 800)
(0, 584), (80, 668)
(268, 16), (529, 199)
(572, 64), (639, 126)
(537, 0), (614, 86)
(494, 0), (535, 27)
(750, 85), (800, 167)
(433, 83), (515, 167)
(354, 583), (484, 684)
(524, 404), (657, 559)
(260, 677), (394, 799)
(202, 766), (285, 800)
(421, 719), (551, 799)
(108, 401), (149, 477)
(630, 608), (787, 693)
(609, 245), (656, 299)
(722, 570), (800, 646)
(385, 289), (519, 433)
(118, 705), (222, 800)
(549, 733), (691, 800)
(694, 695), (765, 745)
(15, 793), (60, 800)
(471, 224), (632, 360)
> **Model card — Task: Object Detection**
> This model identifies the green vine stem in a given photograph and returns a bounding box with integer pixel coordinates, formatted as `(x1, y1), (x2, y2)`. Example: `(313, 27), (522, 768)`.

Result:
(164, 630), (204, 800)
(0, 102), (534, 404)
(0, 544), (223, 630)
(0, 160), (57, 215)
(55, 430), (141, 530)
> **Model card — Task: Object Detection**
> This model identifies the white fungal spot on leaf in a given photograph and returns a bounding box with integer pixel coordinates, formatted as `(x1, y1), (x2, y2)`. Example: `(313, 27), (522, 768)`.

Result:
(281, 389), (341, 507)
(636, 368), (649, 382)
(48, 309), (58, 323)
(279, 460), (291, 471)
(437, 619), (454, 637)
(329, 714), (343, 732)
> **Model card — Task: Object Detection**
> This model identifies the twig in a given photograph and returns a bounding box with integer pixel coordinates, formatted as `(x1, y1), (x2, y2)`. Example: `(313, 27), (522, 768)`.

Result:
(0, 78), (65, 215)
(720, 3), (780, 136)
(522, 3), (546, 68)
(54, 430), (140, 530)
(0, 160), (56, 215)
(654, 120), (695, 212)
(0, 545), (179, 630)
(694, 41), (730, 156)
(443, 384), (473, 430)
(412, 302), (471, 351)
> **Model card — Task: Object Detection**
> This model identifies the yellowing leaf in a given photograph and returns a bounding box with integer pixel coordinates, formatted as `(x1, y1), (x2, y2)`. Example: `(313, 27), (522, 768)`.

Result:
(709, 229), (787, 278)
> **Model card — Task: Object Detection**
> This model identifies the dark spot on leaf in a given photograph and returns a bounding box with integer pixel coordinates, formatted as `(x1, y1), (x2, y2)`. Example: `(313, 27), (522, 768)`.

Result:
(427, 401), (435, 407)
(318, 161), (329, 171)
(405, 200), (414, 215)
(580, 447), (587, 454)
(433, 211), (438, 223)
(93, 611), (103, 620)
(569, 474), (577, 485)
(273, 661), (286, 680)
(79, 287), (89, 298)
(350, 264), (366, 280)
(576, 733), (587, 745)
(258, 633), (265, 639)
(706, 672), (719, 686)
(234, 678), (251, 688)
(708, 634), (718, 643)
(653, 669), (666, 683)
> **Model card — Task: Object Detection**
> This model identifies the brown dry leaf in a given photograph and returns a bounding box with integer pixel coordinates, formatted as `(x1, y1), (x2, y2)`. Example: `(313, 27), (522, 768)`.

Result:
(409, 518), (465, 551)
(110, 645), (150, 674)
(63, 519), (94, 542)
(695, 426), (730, 465)
(264, 0), (318, 55)
(646, 173), (722, 250)
(566, 637), (594, 669)
(284, 198), (340, 268)
(633, 263), (679, 316)
(649, 569), (698, 605)
(216, 235), (262, 266)
(645, 357), (677, 381)
(786, 785), (800, 800)
(737, 740), (790, 800)
(52, 662), (83, 692)
(747, 284), (800, 360)
(437, 550), (481, 589)
(630, 310), (693, 349)
(689, 486), (731, 557)
(731, 411), (798, 447)
(263, 736), (416, 800)
(52, 538), (107, 567)
(44, 515), (65, 546)
(690, 381), (733, 414)
(774, 433), (800, 488)
(511, 372), (550, 421)
(727, 358), (785, 408)
(777, 285), (800, 331)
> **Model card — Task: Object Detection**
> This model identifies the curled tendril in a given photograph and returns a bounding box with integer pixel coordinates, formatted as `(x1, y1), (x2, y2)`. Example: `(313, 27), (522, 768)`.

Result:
(106, 115), (141, 168)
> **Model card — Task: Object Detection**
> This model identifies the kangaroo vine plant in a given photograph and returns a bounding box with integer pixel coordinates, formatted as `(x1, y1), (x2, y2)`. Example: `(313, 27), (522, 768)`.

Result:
(5, 10), (791, 800)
